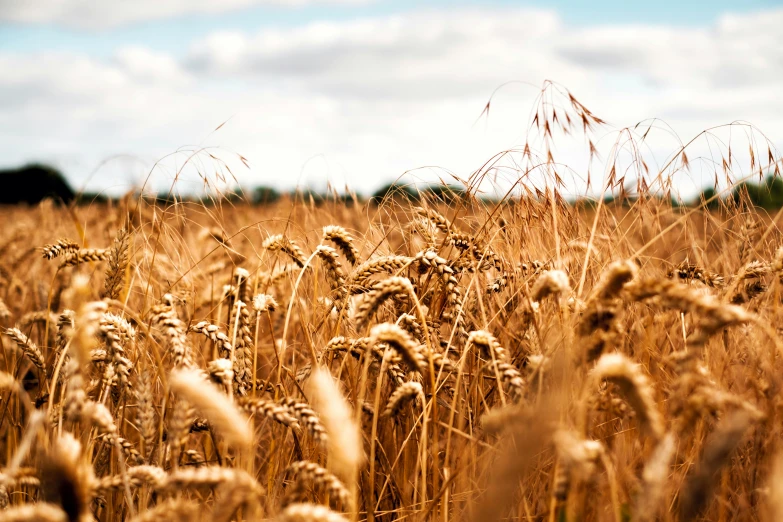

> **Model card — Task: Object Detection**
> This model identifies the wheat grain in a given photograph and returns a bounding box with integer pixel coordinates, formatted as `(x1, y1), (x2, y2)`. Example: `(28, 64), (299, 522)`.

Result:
(680, 410), (757, 520)
(635, 433), (677, 522)
(253, 294), (279, 313)
(552, 430), (605, 502)
(91, 466), (167, 494)
(229, 268), (254, 394)
(135, 368), (157, 460)
(158, 466), (261, 493)
(315, 245), (347, 292)
(466, 330), (508, 363)
(84, 401), (143, 464)
(349, 256), (414, 289)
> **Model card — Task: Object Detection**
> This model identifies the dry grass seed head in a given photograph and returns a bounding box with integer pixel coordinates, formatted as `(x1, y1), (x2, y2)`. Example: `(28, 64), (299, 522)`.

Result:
(314, 245), (347, 291)
(280, 398), (328, 445)
(189, 321), (232, 359)
(589, 260), (638, 302)
(91, 465), (167, 495)
(59, 248), (110, 268)
(626, 277), (753, 342)
(349, 256), (414, 290)
(151, 295), (193, 368)
(467, 330), (508, 363)
(237, 396), (300, 430)
(159, 466), (261, 494)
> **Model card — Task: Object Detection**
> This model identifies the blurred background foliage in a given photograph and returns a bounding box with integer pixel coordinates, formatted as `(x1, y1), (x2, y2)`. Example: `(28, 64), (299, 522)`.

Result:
(3, 162), (783, 209)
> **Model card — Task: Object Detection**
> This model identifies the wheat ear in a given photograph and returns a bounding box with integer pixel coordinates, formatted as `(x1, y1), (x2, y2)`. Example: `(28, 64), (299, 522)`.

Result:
(0, 503), (68, 522)
(383, 381), (424, 417)
(355, 277), (416, 330)
(277, 503), (349, 522)
(322, 225), (360, 265)
(286, 460), (351, 508)
(42, 238), (80, 260)
(306, 368), (364, 484)
(3, 327), (47, 376)
(531, 269), (571, 302)
(370, 323), (427, 373)
(590, 353), (664, 442)
(126, 499), (200, 522)
(262, 234), (307, 267)
(169, 368), (253, 449)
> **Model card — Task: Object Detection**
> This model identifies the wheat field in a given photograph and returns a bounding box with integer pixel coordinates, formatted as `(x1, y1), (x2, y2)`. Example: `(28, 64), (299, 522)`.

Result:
(2, 89), (783, 522)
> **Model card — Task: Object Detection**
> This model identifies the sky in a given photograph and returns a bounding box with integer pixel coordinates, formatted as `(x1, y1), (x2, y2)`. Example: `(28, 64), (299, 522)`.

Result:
(1, 0), (782, 198)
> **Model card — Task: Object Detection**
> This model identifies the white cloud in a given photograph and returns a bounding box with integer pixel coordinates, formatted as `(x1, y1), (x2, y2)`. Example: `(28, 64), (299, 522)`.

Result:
(114, 47), (189, 85)
(0, 0), (370, 29)
(186, 9), (566, 100)
(1, 7), (782, 197)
